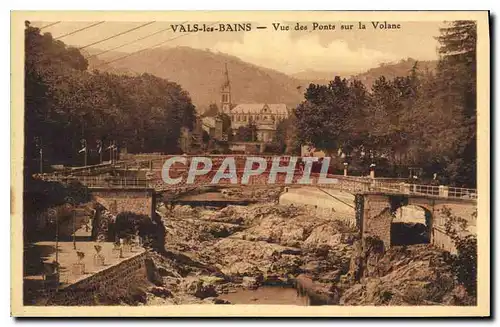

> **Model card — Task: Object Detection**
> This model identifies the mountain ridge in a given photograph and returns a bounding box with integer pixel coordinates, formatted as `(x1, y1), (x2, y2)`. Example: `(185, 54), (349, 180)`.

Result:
(87, 46), (437, 112)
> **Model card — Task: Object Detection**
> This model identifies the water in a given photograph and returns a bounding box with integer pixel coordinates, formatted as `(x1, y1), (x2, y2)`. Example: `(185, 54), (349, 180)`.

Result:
(218, 286), (309, 305)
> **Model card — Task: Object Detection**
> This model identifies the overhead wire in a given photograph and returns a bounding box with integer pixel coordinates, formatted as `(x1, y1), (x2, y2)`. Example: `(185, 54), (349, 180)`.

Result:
(77, 21), (156, 50)
(94, 22), (219, 69)
(39, 21), (61, 30)
(86, 21), (187, 59)
(54, 21), (105, 40)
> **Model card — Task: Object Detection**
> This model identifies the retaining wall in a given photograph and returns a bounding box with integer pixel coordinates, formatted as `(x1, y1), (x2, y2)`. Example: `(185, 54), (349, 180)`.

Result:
(48, 251), (150, 305)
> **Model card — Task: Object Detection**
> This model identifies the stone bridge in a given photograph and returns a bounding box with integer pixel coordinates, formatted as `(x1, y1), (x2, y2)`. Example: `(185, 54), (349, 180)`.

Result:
(355, 192), (477, 252)
(34, 159), (478, 248)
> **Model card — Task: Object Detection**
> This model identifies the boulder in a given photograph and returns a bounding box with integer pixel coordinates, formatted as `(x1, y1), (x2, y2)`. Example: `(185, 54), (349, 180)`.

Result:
(242, 276), (259, 289)
(183, 279), (218, 299)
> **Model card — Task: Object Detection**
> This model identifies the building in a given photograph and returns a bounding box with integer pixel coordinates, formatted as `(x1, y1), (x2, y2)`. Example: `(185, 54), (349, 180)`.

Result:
(201, 116), (223, 140)
(179, 116), (204, 154)
(220, 64), (289, 143)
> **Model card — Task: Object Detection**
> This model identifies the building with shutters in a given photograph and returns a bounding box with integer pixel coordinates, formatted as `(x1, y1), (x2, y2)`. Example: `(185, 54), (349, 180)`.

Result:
(219, 64), (289, 143)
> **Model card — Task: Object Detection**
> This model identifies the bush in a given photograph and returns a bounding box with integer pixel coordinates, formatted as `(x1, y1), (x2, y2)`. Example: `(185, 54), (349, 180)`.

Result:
(442, 207), (477, 298)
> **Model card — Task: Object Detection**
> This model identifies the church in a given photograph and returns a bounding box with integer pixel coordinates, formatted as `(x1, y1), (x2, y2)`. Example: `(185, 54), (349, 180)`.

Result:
(219, 64), (289, 143)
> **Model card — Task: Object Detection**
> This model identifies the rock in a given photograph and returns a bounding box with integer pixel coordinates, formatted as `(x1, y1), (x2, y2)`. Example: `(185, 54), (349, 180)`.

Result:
(340, 245), (461, 306)
(203, 238), (303, 276)
(149, 286), (173, 299)
(242, 276), (259, 289)
(303, 224), (347, 250)
(153, 199), (471, 307)
(203, 297), (231, 304)
(158, 267), (179, 277)
(183, 278), (219, 299)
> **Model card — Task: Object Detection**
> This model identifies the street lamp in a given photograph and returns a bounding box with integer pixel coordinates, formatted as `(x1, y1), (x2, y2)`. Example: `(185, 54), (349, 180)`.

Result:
(34, 136), (43, 173)
(47, 208), (60, 290)
(369, 163), (376, 179)
(106, 141), (117, 164)
(65, 196), (76, 250)
(97, 140), (103, 164)
(79, 139), (87, 167)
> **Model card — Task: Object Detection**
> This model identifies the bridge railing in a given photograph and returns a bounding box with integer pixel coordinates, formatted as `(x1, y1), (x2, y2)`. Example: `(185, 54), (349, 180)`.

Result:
(37, 172), (477, 200)
(39, 175), (152, 189)
(447, 187), (477, 199)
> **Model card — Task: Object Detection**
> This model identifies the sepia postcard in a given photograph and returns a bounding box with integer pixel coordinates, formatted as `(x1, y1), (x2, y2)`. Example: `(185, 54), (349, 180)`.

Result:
(11, 11), (490, 317)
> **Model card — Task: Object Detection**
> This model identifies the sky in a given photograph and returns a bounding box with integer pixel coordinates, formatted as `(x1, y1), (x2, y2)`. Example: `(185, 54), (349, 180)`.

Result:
(32, 20), (446, 74)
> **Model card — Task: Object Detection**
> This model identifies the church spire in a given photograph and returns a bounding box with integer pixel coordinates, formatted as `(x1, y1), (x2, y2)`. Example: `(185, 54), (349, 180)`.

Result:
(220, 63), (232, 113)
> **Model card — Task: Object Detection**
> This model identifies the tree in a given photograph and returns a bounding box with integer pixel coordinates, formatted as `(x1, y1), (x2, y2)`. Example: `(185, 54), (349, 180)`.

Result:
(434, 20), (477, 186)
(217, 113), (232, 135)
(295, 77), (353, 154)
(235, 121), (257, 142)
(24, 24), (197, 171)
(295, 77), (371, 157)
(203, 103), (219, 117)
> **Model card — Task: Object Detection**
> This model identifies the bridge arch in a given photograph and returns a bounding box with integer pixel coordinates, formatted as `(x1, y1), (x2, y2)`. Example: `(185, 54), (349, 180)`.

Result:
(390, 204), (432, 246)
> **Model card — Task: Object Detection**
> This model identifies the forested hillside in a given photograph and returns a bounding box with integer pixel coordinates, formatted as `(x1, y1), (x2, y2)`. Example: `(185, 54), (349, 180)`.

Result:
(88, 46), (305, 111)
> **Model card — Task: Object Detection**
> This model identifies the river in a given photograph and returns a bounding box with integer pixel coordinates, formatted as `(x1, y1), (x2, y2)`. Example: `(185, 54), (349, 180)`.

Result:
(218, 286), (309, 305)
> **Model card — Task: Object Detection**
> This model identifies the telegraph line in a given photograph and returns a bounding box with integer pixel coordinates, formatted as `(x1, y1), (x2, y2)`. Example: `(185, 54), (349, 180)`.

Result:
(86, 22), (187, 59)
(54, 21), (105, 40)
(77, 21), (156, 50)
(39, 21), (61, 30)
(94, 22), (219, 69)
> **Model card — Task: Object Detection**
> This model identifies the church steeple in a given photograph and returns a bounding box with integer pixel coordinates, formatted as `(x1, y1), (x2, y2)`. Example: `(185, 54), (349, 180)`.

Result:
(220, 63), (232, 114)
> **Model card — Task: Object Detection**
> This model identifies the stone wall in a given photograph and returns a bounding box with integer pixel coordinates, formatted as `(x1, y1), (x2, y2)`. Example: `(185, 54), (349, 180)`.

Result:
(92, 188), (155, 218)
(48, 251), (150, 306)
(431, 226), (458, 254)
(279, 187), (356, 226)
(361, 194), (392, 249)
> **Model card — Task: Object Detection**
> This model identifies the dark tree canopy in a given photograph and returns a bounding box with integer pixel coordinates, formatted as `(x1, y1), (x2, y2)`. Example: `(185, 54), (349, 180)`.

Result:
(292, 21), (477, 186)
(24, 24), (197, 177)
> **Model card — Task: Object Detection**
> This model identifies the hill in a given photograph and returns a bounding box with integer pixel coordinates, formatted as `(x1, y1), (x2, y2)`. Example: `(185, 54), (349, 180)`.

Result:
(291, 69), (354, 86)
(87, 48), (438, 112)
(351, 58), (438, 89)
(87, 46), (306, 112)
